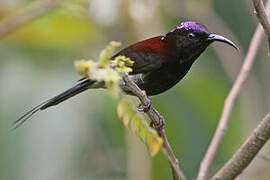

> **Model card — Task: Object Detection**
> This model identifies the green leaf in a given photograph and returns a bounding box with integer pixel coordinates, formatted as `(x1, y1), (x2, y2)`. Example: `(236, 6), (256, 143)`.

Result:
(74, 59), (94, 76)
(117, 99), (163, 156)
(111, 55), (134, 73)
(99, 41), (122, 66)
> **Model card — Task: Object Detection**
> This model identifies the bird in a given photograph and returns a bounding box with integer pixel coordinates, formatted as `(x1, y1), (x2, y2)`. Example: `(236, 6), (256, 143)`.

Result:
(14, 21), (238, 129)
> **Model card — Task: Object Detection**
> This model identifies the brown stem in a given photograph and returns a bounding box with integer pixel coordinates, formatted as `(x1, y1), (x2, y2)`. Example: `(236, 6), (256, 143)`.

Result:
(121, 72), (186, 180)
(212, 112), (270, 180)
(197, 1), (270, 179)
(253, 0), (270, 53)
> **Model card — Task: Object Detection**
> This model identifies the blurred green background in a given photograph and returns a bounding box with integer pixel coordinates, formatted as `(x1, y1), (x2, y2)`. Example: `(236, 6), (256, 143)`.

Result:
(0, 0), (270, 179)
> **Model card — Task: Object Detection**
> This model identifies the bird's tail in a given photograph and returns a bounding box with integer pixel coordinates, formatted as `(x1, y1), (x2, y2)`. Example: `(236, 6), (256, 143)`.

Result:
(13, 79), (95, 129)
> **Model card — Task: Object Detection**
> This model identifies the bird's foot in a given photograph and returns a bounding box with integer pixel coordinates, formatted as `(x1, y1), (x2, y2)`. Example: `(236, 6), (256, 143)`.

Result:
(137, 98), (152, 112)
(150, 108), (165, 131)
(137, 90), (152, 112)
(150, 115), (165, 131)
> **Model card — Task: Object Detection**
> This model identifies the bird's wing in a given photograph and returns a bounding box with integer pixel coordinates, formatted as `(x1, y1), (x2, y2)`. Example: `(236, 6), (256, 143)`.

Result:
(112, 36), (166, 74)
(78, 37), (166, 81)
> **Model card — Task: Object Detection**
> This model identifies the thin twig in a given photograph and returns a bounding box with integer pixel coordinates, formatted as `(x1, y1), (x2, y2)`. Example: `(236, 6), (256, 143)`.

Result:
(253, 0), (270, 53)
(0, 0), (63, 38)
(212, 112), (270, 180)
(121, 72), (186, 180)
(197, 1), (270, 180)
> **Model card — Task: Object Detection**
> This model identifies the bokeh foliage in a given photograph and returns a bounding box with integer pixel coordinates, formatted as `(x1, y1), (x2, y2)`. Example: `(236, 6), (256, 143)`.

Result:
(0, 0), (269, 180)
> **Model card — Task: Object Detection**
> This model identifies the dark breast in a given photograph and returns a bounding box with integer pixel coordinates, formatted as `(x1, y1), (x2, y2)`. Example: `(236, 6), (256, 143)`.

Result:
(137, 61), (194, 96)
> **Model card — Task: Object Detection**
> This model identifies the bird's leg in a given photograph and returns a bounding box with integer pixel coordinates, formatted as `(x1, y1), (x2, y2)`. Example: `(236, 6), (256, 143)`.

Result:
(137, 91), (152, 112)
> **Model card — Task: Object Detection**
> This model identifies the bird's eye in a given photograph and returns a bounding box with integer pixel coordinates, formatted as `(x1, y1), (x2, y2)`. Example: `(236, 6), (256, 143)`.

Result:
(188, 33), (195, 40)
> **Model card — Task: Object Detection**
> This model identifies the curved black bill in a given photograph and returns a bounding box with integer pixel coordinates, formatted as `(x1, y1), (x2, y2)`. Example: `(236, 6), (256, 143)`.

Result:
(207, 34), (239, 51)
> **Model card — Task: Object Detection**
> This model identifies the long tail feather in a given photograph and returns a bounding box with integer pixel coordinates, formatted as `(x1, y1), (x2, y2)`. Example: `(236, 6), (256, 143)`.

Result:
(13, 79), (94, 130)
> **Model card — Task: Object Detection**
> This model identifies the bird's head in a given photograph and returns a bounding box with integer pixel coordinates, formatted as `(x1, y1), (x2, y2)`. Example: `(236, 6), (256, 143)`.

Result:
(162, 21), (238, 62)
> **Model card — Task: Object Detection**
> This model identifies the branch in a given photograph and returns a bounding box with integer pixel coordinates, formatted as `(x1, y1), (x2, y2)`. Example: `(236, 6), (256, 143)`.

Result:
(253, 0), (270, 53)
(197, 1), (270, 179)
(121, 72), (186, 180)
(0, 0), (63, 39)
(212, 112), (270, 179)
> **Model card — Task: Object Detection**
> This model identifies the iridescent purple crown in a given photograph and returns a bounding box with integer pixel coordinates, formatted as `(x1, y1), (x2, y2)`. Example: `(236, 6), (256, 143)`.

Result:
(161, 21), (209, 40)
